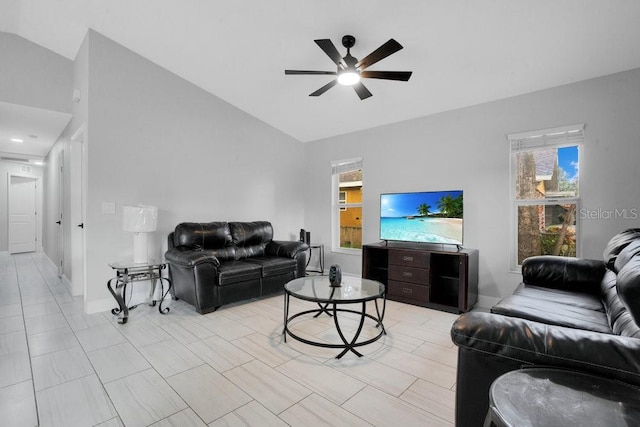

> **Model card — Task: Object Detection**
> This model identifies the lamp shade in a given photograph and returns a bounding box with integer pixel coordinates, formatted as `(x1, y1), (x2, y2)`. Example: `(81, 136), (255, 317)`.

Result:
(123, 205), (158, 233)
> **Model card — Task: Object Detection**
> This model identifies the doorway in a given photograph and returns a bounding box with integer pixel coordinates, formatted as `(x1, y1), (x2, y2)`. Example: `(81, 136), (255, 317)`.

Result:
(8, 175), (38, 254)
(69, 125), (87, 297)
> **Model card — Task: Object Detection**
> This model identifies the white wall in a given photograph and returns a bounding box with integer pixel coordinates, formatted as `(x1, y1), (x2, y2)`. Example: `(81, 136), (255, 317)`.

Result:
(304, 68), (640, 303)
(0, 31), (73, 114)
(76, 31), (305, 312)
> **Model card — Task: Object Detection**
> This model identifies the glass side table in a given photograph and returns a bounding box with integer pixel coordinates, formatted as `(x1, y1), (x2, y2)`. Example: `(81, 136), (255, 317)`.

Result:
(107, 259), (171, 324)
(487, 367), (640, 426)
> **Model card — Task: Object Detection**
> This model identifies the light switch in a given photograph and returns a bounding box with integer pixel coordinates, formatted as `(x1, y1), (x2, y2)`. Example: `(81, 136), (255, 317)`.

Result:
(102, 202), (116, 214)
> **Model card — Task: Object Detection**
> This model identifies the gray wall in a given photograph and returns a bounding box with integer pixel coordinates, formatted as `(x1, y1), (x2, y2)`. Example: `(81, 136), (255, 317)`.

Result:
(77, 31), (305, 312)
(304, 68), (640, 305)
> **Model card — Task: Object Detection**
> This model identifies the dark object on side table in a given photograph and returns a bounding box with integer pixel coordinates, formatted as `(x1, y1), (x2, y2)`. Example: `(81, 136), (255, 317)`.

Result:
(165, 221), (308, 314)
(329, 264), (342, 287)
(451, 228), (640, 427)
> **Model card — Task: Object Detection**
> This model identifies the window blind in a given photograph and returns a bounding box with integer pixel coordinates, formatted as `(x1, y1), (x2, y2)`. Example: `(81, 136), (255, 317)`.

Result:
(509, 124), (585, 152)
(332, 158), (362, 175)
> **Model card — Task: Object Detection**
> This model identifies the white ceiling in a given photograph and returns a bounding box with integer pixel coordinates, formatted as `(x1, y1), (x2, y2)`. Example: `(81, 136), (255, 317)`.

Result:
(2, 0), (640, 147)
(0, 101), (71, 162)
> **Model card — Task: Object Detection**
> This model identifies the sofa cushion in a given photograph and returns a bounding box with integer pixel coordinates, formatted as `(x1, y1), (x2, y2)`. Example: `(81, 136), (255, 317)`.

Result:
(598, 269), (640, 337)
(614, 240), (640, 273)
(174, 222), (232, 250)
(217, 261), (262, 286)
(617, 255), (640, 327)
(521, 256), (605, 294)
(244, 256), (297, 277)
(491, 284), (611, 333)
(603, 228), (640, 270)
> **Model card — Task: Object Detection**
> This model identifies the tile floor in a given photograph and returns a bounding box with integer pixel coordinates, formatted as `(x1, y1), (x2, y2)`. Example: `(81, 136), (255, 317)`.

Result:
(0, 252), (459, 426)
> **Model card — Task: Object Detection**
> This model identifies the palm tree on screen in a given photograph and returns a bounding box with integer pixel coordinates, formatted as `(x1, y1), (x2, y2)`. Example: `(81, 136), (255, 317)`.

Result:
(417, 203), (431, 216)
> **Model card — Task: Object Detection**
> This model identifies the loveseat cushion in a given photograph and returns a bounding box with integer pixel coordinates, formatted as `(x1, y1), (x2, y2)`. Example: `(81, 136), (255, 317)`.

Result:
(244, 256), (297, 277)
(173, 222), (232, 251)
(230, 222), (272, 259)
(217, 261), (262, 286)
(491, 284), (611, 333)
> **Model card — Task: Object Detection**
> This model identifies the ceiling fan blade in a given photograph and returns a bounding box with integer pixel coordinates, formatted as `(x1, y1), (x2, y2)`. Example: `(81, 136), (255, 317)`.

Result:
(285, 70), (337, 75)
(309, 79), (338, 97)
(360, 70), (412, 81)
(314, 39), (344, 67)
(353, 82), (373, 100)
(356, 39), (403, 70)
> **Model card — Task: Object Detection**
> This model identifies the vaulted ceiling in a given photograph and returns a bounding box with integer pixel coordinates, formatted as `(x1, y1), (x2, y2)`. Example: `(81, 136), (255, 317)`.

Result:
(2, 0), (640, 148)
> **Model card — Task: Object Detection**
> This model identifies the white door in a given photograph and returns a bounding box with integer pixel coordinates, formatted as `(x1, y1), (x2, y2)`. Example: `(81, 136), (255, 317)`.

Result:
(70, 126), (86, 296)
(8, 176), (37, 254)
(57, 150), (64, 277)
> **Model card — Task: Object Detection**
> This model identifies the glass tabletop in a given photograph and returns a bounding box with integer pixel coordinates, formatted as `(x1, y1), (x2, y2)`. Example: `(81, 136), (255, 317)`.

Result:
(109, 259), (165, 270)
(285, 276), (384, 303)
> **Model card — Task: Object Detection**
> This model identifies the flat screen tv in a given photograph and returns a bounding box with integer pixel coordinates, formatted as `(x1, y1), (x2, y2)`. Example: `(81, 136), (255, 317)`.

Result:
(380, 190), (463, 245)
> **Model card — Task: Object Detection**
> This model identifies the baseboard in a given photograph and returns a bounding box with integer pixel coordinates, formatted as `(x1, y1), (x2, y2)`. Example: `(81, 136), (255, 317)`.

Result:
(43, 253), (58, 271)
(86, 297), (116, 315)
(62, 274), (75, 294)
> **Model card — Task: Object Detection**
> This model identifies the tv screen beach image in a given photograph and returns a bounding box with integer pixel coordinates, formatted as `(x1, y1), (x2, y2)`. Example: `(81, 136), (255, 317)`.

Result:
(380, 191), (463, 245)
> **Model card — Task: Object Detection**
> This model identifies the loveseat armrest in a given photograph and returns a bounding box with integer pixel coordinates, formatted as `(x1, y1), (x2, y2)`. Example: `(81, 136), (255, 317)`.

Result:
(521, 255), (606, 294)
(451, 311), (640, 385)
(165, 247), (221, 268)
(266, 240), (309, 258)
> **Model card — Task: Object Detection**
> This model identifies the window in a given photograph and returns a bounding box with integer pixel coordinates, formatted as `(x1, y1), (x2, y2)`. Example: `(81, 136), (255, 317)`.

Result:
(339, 191), (347, 211)
(509, 124), (583, 269)
(332, 158), (363, 251)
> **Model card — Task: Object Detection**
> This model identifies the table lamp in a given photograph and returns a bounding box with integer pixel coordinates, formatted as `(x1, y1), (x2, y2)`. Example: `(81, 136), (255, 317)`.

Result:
(122, 205), (158, 264)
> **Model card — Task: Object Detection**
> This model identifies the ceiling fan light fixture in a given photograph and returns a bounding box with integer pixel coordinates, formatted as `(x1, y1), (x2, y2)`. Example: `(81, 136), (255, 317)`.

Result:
(337, 70), (360, 86)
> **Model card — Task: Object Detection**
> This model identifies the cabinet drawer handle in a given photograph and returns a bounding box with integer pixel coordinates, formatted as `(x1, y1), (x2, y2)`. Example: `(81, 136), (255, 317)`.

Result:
(403, 287), (413, 294)
(403, 256), (414, 262)
(402, 272), (413, 278)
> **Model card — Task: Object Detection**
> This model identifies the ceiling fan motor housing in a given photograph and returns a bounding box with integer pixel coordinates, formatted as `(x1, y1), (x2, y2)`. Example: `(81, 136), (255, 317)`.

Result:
(342, 35), (356, 49)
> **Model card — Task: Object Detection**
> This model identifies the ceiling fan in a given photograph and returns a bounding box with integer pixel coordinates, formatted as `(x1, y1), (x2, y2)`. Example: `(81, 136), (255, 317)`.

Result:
(285, 35), (412, 100)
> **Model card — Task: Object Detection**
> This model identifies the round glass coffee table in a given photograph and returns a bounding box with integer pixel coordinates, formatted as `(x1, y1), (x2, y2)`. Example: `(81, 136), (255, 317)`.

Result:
(283, 276), (386, 359)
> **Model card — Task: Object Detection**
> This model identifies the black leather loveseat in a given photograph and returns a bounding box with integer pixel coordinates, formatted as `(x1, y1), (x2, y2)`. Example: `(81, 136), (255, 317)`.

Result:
(165, 221), (308, 314)
(451, 229), (640, 426)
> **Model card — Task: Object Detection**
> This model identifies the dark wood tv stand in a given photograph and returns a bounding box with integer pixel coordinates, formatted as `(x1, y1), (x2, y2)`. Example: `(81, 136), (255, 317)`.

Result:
(362, 242), (478, 313)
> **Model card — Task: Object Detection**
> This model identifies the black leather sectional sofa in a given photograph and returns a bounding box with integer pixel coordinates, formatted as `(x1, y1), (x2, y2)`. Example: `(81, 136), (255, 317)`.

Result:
(165, 221), (308, 314)
(451, 229), (640, 426)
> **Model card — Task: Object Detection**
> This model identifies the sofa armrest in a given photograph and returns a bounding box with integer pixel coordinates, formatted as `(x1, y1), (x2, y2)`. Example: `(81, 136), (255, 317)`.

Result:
(165, 247), (221, 268)
(521, 255), (606, 294)
(266, 240), (309, 258)
(451, 311), (640, 385)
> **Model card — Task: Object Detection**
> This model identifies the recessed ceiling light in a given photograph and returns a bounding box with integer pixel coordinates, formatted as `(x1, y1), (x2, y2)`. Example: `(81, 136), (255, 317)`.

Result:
(32, 161), (44, 166)
(10, 138), (24, 143)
